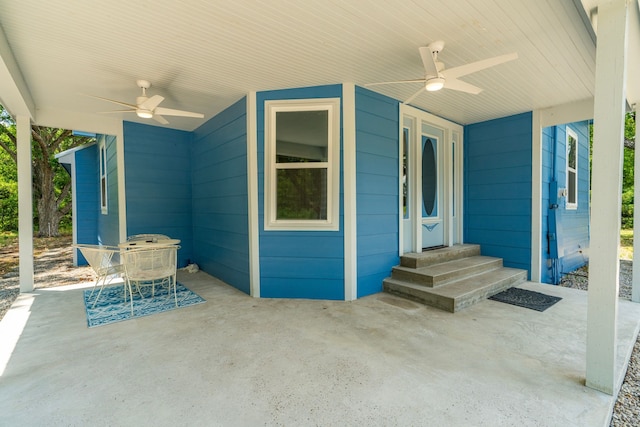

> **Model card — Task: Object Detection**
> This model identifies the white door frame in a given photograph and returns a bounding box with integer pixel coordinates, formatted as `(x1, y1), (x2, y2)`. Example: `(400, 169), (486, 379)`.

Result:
(399, 104), (464, 255)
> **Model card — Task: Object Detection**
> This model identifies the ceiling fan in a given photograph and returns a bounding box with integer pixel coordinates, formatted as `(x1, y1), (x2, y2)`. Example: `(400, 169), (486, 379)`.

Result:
(89, 80), (204, 125)
(366, 41), (518, 104)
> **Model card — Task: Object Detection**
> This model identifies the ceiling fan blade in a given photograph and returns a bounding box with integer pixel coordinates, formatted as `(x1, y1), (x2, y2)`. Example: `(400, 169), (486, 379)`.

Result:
(444, 78), (483, 94)
(404, 86), (426, 105)
(419, 46), (439, 77)
(154, 107), (204, 118)
(365, 79), (426, 87)
(444, 52), (518, 79)
(153, 115), (169, 125)
(97, 109), (137, 114)
(86, 94), (137, 109)
(140, 94), (164, 111)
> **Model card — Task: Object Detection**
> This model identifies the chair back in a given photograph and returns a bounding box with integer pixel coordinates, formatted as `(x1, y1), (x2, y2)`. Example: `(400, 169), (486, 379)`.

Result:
(74, 244), (121, 276)
(126, 234), (171, 243)
(122, 245), (179, 282)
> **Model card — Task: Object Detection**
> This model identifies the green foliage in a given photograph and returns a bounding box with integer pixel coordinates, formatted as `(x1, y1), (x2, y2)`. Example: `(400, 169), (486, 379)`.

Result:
(0, 181), (18, 231)
(621, 112), (636, 228)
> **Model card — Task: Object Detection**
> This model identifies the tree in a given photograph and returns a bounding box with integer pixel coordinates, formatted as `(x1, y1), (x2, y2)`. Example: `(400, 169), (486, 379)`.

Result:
(0, 105), (93, 236)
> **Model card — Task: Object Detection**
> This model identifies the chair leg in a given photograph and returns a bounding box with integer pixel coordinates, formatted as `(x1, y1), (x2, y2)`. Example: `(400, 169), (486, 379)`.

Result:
(91, 275), (107, 308)
(173, 274), (178, 307)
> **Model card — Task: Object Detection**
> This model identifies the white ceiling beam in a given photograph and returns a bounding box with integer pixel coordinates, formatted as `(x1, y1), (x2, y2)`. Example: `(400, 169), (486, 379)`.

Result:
(0, 24), (34, 118)
(35, 108), (122, 136)
(539, 98), (595, 127)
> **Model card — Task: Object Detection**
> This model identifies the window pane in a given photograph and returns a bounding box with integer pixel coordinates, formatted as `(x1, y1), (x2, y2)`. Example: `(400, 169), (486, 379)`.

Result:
(276, 168), (327, 220)
(276, 110), (328, 163)
(568, 135), (577, 169)
(568, 170), (576, 204)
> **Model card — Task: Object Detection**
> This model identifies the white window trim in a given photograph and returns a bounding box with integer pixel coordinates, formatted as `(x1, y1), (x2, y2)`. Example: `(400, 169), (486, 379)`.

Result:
(566, 127), (578, 210)
(264, 98), (340, 231)
(99, 138), (108, 215)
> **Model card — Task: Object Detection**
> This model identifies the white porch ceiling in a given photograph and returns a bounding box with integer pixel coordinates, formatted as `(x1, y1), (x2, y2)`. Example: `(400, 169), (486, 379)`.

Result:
(0, 0), (635, 132)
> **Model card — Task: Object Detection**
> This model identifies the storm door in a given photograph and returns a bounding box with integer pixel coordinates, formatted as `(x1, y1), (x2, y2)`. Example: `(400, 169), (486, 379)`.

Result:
(400, 105), (463, 254)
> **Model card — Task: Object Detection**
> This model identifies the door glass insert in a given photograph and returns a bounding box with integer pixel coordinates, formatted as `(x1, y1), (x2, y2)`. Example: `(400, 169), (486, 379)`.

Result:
(422, 136), (437, 217)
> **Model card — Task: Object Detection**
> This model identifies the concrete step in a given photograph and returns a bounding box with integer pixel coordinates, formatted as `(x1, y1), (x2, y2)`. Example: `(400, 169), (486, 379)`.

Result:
(391, 256), (503, 287)
(400, 244), (481, 269)
(383, 267), (527, 313)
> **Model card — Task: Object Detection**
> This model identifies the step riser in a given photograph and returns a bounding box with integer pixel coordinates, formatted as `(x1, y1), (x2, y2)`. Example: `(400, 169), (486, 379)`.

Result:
(400, 244), (481, 268)
(383, 270), (527, 313)
(391, 258), (503, 288)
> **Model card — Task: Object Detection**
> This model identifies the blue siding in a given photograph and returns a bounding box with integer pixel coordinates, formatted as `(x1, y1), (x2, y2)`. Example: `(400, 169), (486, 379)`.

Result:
(542, 122), (590, 283)
(191, 98), (250, 294)
(97, 135), (120, 246)
(355, 86), (399, 297)
(123, 122), (193, 267)
(74, 145), (99, 265)
(464, 112), (533, 276)
(257, 85), (345, 299)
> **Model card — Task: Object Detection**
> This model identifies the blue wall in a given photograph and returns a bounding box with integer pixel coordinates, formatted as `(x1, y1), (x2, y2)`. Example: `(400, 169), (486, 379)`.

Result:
(123, 122), (193, 267)
(354, 86), (399, 297)
(464, 112), (533, 276)
(257, 85), (345, 299)
(97, 135), (120, 246)
(542, 121), (590, 283)
(191, 98), (250, 294)
(74, 144), (99, 265)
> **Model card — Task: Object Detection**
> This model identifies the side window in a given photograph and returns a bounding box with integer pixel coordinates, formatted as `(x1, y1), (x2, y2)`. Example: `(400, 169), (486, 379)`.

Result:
(264, 98), (340, 230)
(566, 127), (578, 210)
(99, 139), (108, 214)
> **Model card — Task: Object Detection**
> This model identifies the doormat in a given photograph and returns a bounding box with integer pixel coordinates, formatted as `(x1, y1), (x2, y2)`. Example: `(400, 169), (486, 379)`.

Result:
(84, 283), (205, 328)
(489, 287), (562, 312)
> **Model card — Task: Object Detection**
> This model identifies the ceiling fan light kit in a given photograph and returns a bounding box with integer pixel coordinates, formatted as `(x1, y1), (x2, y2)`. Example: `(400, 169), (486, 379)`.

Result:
(425, 77), (445, 92)
(136, 109), (153, 119)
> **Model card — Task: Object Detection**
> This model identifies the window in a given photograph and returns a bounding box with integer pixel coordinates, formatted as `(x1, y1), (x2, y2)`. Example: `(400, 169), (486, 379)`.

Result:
(566, 127), (578, 209)
(265, 98), (340, 230)
(99, 139), (108, 214)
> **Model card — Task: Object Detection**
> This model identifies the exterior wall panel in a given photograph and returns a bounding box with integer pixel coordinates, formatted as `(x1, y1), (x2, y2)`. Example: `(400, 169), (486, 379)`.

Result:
(192, 98), (250, 294)
(464, 112), (533, 276)
(257, 85), (345, 299)
(355, 86), (399, 297)
(123, 122), (193, 266)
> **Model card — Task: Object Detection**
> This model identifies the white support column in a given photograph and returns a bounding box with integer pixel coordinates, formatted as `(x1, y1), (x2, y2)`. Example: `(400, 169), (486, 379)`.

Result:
(586, 0), (629, 395)
(16, 115), (34, 293)
(343, 83), (358, 301)
(531, 110), (543, 283)
(633, 102), (640, 303)
(116, 123), (127, 243)
(246, 92), (261, 298)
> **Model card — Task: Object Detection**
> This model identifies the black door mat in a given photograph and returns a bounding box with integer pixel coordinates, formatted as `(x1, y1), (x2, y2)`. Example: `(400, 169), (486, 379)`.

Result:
(489, 287), (562, 312)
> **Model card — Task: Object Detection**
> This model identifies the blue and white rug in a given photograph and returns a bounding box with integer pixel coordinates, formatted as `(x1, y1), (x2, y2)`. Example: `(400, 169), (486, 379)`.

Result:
(84, 282), (205, 328)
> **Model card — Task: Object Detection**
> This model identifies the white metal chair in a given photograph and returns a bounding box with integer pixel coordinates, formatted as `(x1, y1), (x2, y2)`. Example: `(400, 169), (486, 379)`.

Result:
(122, 245), (180, 306)
(74, 244), (133, 313)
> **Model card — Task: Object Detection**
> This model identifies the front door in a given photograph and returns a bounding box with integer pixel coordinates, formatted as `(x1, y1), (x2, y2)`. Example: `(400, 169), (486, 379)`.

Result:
(401, 105), (463, 254)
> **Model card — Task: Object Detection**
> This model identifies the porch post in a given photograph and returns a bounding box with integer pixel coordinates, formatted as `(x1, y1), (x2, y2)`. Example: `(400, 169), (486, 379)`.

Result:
(17, 114), (34, 293)
(586, 0), (629, 395)
(633, 101), (640, 303)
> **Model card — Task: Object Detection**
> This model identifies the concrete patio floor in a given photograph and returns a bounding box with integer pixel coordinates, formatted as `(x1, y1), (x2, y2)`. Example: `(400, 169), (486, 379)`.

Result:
(1, 271), (639, 426)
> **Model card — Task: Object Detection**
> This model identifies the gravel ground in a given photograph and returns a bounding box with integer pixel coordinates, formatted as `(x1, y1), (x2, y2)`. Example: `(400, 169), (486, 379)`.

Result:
(560, 260), (639, 427)
(0, 245), (638, 425)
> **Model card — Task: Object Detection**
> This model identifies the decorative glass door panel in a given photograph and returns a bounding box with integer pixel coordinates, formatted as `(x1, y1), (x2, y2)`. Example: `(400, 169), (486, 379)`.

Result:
(421, 124), (444, 248)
